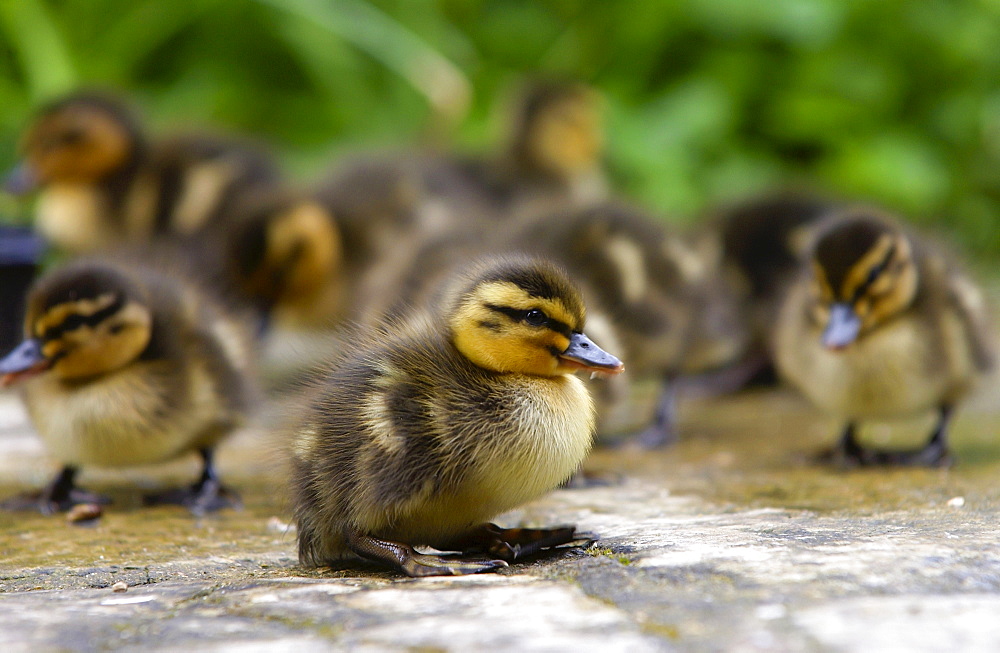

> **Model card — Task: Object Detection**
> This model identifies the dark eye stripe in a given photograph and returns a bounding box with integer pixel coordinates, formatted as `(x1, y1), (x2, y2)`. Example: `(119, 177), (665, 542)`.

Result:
(851, 244), (897, 302)
(482, 303), (573, 337)
(41, 295), (125, 341)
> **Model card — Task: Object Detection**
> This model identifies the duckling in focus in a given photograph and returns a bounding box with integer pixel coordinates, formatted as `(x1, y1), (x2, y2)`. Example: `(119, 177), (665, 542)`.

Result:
(291, 256), (623, 576)
(0, 259), (255, 513)
(227, 188), (343, 331)
(4, 91), (279, 253)
(774, 209), (996, 466)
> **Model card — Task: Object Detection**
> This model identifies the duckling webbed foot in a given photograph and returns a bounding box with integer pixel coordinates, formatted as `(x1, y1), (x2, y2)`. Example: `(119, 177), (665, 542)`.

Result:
(1, 466), (111, 514)
(444, 523), (597, 561)
(346, 529), (508, 577)
(144, 448), (242, 515)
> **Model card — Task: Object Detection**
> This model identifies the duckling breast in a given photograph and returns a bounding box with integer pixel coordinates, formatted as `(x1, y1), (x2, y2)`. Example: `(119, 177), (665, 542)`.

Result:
(36, 185), (115, 253)
(22, 359), (230, 468)
(386, 372), (594, 547)
(775, 286), (970, 419)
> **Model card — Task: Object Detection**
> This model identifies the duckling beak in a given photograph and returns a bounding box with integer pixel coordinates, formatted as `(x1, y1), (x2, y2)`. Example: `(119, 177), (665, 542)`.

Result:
(3, 162), (39, 196)
(822, 303), (861, 351)
(559, 332), (624, 375)
(0, 339), (50, 387)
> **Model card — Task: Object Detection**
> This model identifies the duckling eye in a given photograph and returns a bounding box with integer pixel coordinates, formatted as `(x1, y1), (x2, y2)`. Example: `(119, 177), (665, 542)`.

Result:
(59, 128), (86, 145)
(866, 265), (883, 287)
(108, 323), (125, 335)
(524, 309), (547, 327)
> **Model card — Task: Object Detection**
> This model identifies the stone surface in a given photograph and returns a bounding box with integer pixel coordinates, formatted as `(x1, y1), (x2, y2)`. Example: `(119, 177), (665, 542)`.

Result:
(2, 377), (1000, 652)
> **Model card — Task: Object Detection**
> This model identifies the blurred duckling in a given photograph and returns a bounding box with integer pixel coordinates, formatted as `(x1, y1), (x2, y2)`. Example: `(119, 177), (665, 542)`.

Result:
(774, 208), (996, 466)
(423, 78), (607, 222)
(715, 192), (835, 384)
(291, 256), (623, 576)
(0, 259), (255, 513)
(4, 91), (279, 253)
(227, 188), (343, 331)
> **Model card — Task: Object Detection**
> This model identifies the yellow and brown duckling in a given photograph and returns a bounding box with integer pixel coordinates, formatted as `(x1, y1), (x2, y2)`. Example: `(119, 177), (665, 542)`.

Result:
(0, 259), (255, 513)
(290, 256), (623, 576)
(4, 90), (279, 253)
(774, 208), (996, 466)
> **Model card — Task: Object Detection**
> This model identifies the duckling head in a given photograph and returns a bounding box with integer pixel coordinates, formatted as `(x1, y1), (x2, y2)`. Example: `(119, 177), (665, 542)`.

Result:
(448, 257), (624, 377)
(5, 92), (143, 195)
(230, 190), (341, 316)
(809, 210), (917, 350)
(508, 80), (603, 179)
(0, 264), (152, 385)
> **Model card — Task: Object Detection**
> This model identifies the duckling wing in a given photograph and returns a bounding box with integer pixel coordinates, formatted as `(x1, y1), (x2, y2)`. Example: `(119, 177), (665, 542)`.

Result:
(943, 269), (997, 373)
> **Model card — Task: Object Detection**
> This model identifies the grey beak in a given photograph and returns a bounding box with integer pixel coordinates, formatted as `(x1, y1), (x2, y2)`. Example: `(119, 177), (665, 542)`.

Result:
(560, 332), (624, 373)
(3, 163), (39, 196)
(822, 303), (861, 350)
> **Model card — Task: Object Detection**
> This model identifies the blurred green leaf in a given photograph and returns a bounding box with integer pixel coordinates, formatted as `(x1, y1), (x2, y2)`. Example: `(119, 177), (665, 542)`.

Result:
(0, 0), (76, 100)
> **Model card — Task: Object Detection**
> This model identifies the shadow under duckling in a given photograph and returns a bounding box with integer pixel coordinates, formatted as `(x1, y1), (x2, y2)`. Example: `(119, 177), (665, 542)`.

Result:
(290, 256), (623, 576)
(0, 258), (256, 513)
(774, 208), (996, 466)
(4, 90), (279, 254)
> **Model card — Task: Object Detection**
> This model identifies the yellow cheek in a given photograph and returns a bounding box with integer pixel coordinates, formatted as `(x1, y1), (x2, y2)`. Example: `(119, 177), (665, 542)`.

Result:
(811, 302), (829, 327)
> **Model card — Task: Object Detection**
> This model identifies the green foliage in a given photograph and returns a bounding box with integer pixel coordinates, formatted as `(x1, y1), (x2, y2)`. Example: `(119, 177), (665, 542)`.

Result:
(0, 0), (997, 257)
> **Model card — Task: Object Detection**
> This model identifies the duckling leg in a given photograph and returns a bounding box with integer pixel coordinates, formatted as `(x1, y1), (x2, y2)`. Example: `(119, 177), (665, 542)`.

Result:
(873, 405), (954, 467)
(1, 466), (111, 514)
(625, 380), (677, 449)
(442, 523), (596, 561)
(915, 405), (954, 466)
(345, 529), (508, 577)
(144, 448), (242, 515)
(825, 409), (954, 467)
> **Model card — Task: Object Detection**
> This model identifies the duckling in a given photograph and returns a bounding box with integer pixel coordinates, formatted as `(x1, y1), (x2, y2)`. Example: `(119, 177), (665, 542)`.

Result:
(227, 188), (343, 331)
(4, 91), (279, 253)
(774, 208), (996, 466)
(714, 192), (835, 384)
(0, 258), (255, 513)
(290, 256), (623, 576)
(421, 78), (607, 223)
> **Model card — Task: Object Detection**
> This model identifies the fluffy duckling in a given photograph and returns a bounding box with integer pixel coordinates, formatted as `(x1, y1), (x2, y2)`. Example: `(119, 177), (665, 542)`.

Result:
(0, 259), (255, 513)
(291, 256), (623, 576)
(774, 209), (996, 466)
(5, 91), (279, 253)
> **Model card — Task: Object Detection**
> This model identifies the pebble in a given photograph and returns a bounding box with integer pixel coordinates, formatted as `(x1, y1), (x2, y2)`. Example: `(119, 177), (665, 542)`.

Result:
(112, 582), (128, 593)
(66, 503), (103, 524)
